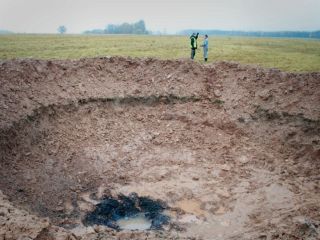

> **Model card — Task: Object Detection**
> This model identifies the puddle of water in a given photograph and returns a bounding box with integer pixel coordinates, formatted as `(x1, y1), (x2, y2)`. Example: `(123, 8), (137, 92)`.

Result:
(83, 193), (170, 230)
(117, 213), (152, 230)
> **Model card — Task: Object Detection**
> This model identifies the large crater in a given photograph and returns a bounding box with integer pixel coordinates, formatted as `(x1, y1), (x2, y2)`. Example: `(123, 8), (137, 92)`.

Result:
(0, 57), (319, 240)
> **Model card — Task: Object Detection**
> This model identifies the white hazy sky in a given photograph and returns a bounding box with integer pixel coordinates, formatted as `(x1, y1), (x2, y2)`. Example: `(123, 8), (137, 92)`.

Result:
(0, 0), (319, 33)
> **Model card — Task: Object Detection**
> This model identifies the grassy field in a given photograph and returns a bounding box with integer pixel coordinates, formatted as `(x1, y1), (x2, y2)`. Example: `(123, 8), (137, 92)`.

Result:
(0, 34), (319, 72)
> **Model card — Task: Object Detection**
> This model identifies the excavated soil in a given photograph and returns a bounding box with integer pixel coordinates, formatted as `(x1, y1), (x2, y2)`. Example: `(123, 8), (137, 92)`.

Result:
(0, 57), (319, 240)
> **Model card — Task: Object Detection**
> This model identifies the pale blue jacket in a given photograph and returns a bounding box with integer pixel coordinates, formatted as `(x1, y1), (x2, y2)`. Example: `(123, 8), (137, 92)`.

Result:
(202, 38), (208, 58)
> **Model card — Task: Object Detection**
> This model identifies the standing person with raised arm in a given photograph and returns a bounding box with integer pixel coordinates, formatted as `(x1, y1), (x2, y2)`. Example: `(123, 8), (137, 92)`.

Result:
(190, 32), (199, 60)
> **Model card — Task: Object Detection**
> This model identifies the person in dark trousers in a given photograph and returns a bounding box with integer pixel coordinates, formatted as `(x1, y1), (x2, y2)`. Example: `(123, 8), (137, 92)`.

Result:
(190, 32), (199, 60)
(201, 34), (209, 62)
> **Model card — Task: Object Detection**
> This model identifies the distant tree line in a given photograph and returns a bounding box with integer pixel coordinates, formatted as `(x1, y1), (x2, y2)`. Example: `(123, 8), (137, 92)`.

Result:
(57, 25), (67, 34)
(84, 20), (149, 35)
(180, 29), (320, 39)
(0, 29), (13, 34)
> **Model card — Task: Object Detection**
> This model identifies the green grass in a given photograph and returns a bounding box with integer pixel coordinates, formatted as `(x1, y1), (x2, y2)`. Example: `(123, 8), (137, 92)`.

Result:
(0, 34), (319, 72)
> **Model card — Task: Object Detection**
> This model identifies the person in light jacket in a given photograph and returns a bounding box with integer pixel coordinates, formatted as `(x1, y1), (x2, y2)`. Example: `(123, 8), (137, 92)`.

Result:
(201, 34), (209, 62)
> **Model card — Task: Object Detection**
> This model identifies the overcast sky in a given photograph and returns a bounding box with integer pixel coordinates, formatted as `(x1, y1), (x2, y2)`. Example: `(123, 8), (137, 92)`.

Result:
(0, 0), (319, 33)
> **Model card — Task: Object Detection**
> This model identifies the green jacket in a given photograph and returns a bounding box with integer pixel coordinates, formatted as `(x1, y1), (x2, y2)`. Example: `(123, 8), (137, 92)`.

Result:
(190, 33), (199, 49)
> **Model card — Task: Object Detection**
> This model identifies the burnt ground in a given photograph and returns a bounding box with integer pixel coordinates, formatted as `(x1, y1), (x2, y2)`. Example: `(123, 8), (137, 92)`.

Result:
(0, 57), (319, 240)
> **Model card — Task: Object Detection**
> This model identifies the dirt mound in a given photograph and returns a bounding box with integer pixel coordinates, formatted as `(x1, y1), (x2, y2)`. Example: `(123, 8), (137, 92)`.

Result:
(0, 57), (319, 240)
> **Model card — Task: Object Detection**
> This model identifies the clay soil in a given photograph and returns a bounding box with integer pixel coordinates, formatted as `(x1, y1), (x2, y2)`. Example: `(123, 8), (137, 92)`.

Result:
(0, 57), (319, 240)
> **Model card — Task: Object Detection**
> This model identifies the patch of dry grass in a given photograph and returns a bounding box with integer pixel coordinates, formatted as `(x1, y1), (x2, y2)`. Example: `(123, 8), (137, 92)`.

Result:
(0, 34), (319, 72)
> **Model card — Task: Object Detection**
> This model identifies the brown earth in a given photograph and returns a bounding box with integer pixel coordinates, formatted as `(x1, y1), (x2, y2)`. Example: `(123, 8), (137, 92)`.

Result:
(0, 57), (319, 240)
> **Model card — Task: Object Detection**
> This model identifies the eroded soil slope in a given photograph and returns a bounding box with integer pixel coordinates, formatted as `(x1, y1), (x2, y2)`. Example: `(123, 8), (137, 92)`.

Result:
(0, 57), (319, 240)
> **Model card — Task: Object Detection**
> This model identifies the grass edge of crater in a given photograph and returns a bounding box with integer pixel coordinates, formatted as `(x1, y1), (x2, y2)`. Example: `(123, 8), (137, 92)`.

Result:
(1, 35), (319, 72)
